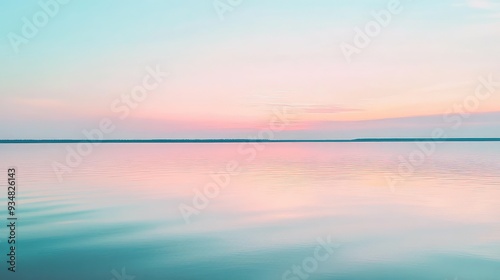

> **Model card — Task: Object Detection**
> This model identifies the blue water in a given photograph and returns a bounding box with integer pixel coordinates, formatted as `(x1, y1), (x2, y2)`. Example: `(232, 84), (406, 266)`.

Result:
(0, 143), (499, 279)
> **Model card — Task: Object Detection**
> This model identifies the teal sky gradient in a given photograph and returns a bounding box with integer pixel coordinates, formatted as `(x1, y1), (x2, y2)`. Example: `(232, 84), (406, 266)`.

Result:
(1, 0), (499, 139)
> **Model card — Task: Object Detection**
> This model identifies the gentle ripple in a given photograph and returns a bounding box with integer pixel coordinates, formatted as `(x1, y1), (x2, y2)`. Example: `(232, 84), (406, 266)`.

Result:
(0, 143), (499, 279)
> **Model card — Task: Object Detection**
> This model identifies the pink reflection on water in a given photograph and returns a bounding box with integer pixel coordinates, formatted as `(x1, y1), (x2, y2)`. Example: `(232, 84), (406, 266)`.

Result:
(2, 143), (500, 261)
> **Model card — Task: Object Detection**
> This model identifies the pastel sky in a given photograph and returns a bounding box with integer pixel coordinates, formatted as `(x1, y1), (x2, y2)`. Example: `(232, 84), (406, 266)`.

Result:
(1, 0), (499, 139)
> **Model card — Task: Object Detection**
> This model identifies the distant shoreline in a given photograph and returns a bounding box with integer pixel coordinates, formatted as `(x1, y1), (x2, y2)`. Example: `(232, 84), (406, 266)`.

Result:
(1, 138), (500, 144)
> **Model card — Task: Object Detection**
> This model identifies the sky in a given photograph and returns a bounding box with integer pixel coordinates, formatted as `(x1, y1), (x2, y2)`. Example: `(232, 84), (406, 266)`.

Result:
(0, 0), (499, 139)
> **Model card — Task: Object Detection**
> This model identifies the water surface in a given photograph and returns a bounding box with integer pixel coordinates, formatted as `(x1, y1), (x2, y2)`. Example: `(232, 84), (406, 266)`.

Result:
(0, 143), (499, 279)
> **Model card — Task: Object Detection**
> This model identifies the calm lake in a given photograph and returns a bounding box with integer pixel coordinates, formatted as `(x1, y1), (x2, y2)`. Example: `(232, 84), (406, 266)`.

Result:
(0, 143), (499, 280)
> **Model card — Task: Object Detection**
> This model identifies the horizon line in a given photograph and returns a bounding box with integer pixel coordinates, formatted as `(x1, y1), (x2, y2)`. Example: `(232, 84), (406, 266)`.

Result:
(1, 138), (500, 144)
